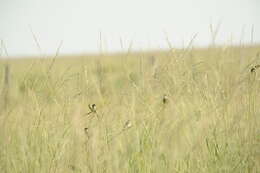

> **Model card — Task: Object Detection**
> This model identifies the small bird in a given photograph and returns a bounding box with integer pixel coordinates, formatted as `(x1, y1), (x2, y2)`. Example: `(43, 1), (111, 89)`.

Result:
(123, 120), (132, 130)
(88, 104), (96, 113)
(84, 127), (89, 134)
(84, 127), (90, 138)
(84, 104), (98, 118)
(163, 94), (168, 104)
(251, 64), (260, 73)
(251, 67), (255, 73)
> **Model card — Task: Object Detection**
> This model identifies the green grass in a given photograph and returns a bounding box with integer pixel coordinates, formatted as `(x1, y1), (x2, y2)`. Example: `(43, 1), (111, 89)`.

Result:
(0, 45), (259, 172)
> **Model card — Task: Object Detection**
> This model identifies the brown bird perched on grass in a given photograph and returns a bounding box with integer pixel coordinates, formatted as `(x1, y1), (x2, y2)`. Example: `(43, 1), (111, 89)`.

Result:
(88, 104), (96, 113)
(163, 94), (168, 104)
(251, 64), (260, 73)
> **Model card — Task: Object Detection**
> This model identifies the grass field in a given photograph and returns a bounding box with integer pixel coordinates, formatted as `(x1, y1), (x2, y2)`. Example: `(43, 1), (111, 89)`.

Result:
(0, 45), (259, 172)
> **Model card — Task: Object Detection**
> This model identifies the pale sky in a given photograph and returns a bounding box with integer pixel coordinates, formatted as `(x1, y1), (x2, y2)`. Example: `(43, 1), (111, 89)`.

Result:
(0, 0), (259, 56)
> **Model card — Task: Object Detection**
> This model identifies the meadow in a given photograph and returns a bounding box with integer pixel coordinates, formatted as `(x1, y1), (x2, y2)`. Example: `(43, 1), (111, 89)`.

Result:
(0, 45), (259, 172)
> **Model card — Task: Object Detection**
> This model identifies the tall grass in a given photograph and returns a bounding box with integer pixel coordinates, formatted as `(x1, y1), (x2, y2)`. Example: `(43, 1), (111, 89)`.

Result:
(0, 45), (259, 172)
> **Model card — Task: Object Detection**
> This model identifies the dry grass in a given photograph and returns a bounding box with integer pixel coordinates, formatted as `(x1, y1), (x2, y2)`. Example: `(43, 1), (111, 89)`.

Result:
(0, 45), (259, 172)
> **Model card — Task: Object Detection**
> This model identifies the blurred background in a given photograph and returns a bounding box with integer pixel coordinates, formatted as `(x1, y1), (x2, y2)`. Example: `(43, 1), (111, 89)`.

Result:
(0, 0), (259, 57)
